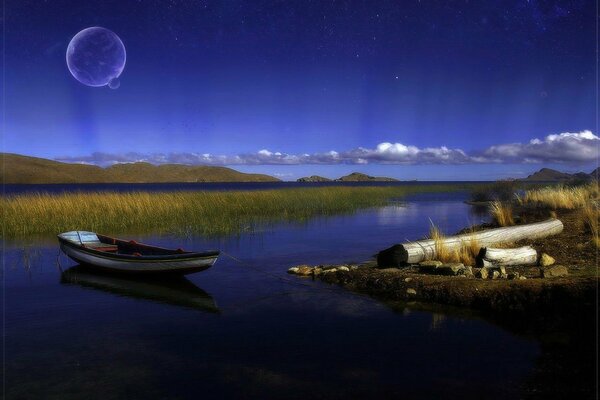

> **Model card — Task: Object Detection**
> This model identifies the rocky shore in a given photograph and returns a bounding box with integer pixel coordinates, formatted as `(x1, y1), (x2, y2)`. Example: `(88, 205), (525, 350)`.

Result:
(287, 207), (596, 321)
(287, 260), (592, 321)
(287, 205), (598, 398)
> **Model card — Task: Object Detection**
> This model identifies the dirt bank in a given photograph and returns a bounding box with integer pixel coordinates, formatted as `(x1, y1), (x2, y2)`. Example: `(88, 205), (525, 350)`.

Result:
(288, 207), (598, 399)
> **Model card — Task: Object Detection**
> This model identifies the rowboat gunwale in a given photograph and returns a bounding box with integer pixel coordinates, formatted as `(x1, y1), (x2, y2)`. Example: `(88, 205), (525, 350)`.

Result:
(57, 231), (220, 274)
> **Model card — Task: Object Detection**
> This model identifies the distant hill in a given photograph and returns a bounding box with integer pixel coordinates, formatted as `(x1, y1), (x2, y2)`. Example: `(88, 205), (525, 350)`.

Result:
(335, 172), (398, 182)
(521, 168), (574, 182)
(520, 167), (596, 183)
(296, 175), (332, 182)
(0, 153), (280, 184)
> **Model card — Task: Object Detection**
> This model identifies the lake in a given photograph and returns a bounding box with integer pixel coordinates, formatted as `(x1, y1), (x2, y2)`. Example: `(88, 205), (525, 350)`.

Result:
(2, 188), (539, 399)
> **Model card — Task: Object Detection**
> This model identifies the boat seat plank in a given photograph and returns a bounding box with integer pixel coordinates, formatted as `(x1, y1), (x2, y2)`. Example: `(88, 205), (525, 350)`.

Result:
(85, 241), (119, 252)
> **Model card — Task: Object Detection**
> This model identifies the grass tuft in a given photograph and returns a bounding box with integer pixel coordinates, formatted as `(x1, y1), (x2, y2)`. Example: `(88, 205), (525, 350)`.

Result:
(428, 222), (480, 266)
(578, 203), (599, 247)
(490, 201), (514, 227)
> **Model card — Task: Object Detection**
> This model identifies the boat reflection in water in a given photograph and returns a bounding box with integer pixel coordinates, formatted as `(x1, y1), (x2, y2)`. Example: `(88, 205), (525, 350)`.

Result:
(61, 266), (219, 314)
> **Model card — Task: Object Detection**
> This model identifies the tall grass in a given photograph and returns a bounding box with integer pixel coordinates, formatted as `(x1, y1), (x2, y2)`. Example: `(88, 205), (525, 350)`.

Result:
(469, 180), (519, 202)
(578, 203), (599, 248)
(517, 183), (599, 246)
(520, 184), (599, 210)
(489, 201), (514, 226)
(1, 185), (459, 238)
(428, 222), (480, 266)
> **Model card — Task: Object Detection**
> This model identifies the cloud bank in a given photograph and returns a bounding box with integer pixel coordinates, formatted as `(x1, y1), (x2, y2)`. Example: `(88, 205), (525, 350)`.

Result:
(56, 130), (598, 167)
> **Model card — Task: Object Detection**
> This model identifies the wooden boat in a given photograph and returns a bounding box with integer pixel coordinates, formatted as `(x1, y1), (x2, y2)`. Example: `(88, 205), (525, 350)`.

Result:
(58, 231), (219, 275)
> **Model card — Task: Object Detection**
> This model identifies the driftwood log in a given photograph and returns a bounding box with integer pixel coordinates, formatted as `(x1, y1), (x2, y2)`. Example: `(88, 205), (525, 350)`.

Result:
(476, 246), (538, 267)
(377, 218), (563, 267)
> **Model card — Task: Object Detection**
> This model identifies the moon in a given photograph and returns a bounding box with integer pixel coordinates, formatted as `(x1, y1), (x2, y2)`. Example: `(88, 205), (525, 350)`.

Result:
(66, 27), (126, 87)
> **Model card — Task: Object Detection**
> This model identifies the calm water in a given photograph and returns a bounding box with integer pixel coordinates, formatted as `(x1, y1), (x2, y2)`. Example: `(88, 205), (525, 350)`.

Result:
(2, 191), (538, 399)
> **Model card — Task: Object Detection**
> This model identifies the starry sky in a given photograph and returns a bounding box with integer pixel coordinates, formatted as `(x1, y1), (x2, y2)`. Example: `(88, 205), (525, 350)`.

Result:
(3, 0), (597, 180)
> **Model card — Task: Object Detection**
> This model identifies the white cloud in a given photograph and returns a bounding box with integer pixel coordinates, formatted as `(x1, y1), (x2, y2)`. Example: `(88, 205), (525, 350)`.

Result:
(55, 130), (598, 167)
(483, 130), (598, 163)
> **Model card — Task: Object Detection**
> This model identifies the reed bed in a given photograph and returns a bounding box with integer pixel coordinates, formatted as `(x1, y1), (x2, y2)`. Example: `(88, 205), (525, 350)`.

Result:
(1, 185), (458, 238)
(489, 201), (514, 227)
(519, 184), (599, 210)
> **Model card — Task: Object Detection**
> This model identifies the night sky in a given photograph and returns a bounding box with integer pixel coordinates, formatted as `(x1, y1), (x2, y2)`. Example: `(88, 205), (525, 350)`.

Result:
(3, 0), (597, 180)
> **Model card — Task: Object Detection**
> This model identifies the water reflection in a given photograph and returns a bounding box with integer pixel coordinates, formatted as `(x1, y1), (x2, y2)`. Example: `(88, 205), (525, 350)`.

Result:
(469, 204), (490, 219)
(60, 266), (219, 313)
(375, 204), (418, 225)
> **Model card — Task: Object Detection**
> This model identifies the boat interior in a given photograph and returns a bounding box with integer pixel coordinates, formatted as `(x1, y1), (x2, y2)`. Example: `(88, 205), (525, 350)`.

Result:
(60, 231), (191, 256)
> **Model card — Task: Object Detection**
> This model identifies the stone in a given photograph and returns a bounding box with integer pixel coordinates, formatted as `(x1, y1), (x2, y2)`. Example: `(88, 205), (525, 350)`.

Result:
(337, 266), (350, 272)
(539, 253), (556, 267)
(507, 272), (520, 280)
(322, 268), (337, 274)
(437, 263), (466, 276)
(349, 265), (359, 270)
(477, 266), (491, 279)
(406, 288), (417, 295)
(404, 277), (413, 283)
(312, 267), (323, 276)
(519, 276), (527, 280)
(321, 265), (338, 271)
(296, 265), (314, 276)
(287, 267), (299, 274)
(418, 260), (442, 273)
(419, 260), (443, 267)
(541, 265), (568, 278)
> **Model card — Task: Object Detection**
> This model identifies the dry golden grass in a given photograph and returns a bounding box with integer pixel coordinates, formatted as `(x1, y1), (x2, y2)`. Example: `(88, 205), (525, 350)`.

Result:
(428, 222), (481, 266)
(578, 203), (599, 247)
(489, 201), (514, 226)
(517, 183), (599, 246)
(0, 185), (460, 238)
(521, 184), (599, 210)
(429, 223), (451, 262)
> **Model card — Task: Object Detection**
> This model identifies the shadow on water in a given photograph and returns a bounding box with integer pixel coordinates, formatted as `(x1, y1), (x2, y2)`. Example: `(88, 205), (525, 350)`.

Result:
(382, 293), (597, 400)
(60, 266), (220, 314)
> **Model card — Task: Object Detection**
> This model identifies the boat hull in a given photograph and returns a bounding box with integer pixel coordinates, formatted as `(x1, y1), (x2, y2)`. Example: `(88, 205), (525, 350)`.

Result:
(60, 243), (218, 275)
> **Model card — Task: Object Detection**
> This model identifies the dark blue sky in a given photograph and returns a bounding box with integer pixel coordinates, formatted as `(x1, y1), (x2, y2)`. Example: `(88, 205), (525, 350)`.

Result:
(4, 0), (597, 180)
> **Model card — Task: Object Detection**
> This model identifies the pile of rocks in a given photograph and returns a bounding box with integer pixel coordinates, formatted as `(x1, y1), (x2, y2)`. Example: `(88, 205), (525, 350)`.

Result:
(287, 252), (569, 280)
(418, 261), (474, 277)
(417, 260), (527, 279)
(535, 253), (569, 277)
(287, 264), (356, 276)
(474, 265), (522, 280)
(415, 252), (568, 280)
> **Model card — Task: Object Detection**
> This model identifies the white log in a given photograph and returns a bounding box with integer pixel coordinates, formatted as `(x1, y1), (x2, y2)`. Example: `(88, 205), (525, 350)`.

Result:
(377, 218), (563, 266)
(477, 246), (538, 267)
(480, 259), (493, 268)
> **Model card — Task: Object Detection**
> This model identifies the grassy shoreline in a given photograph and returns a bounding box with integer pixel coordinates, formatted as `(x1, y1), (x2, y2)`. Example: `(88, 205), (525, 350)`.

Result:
(1, 185), (465, 238)
(287, 184), (598, 398)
